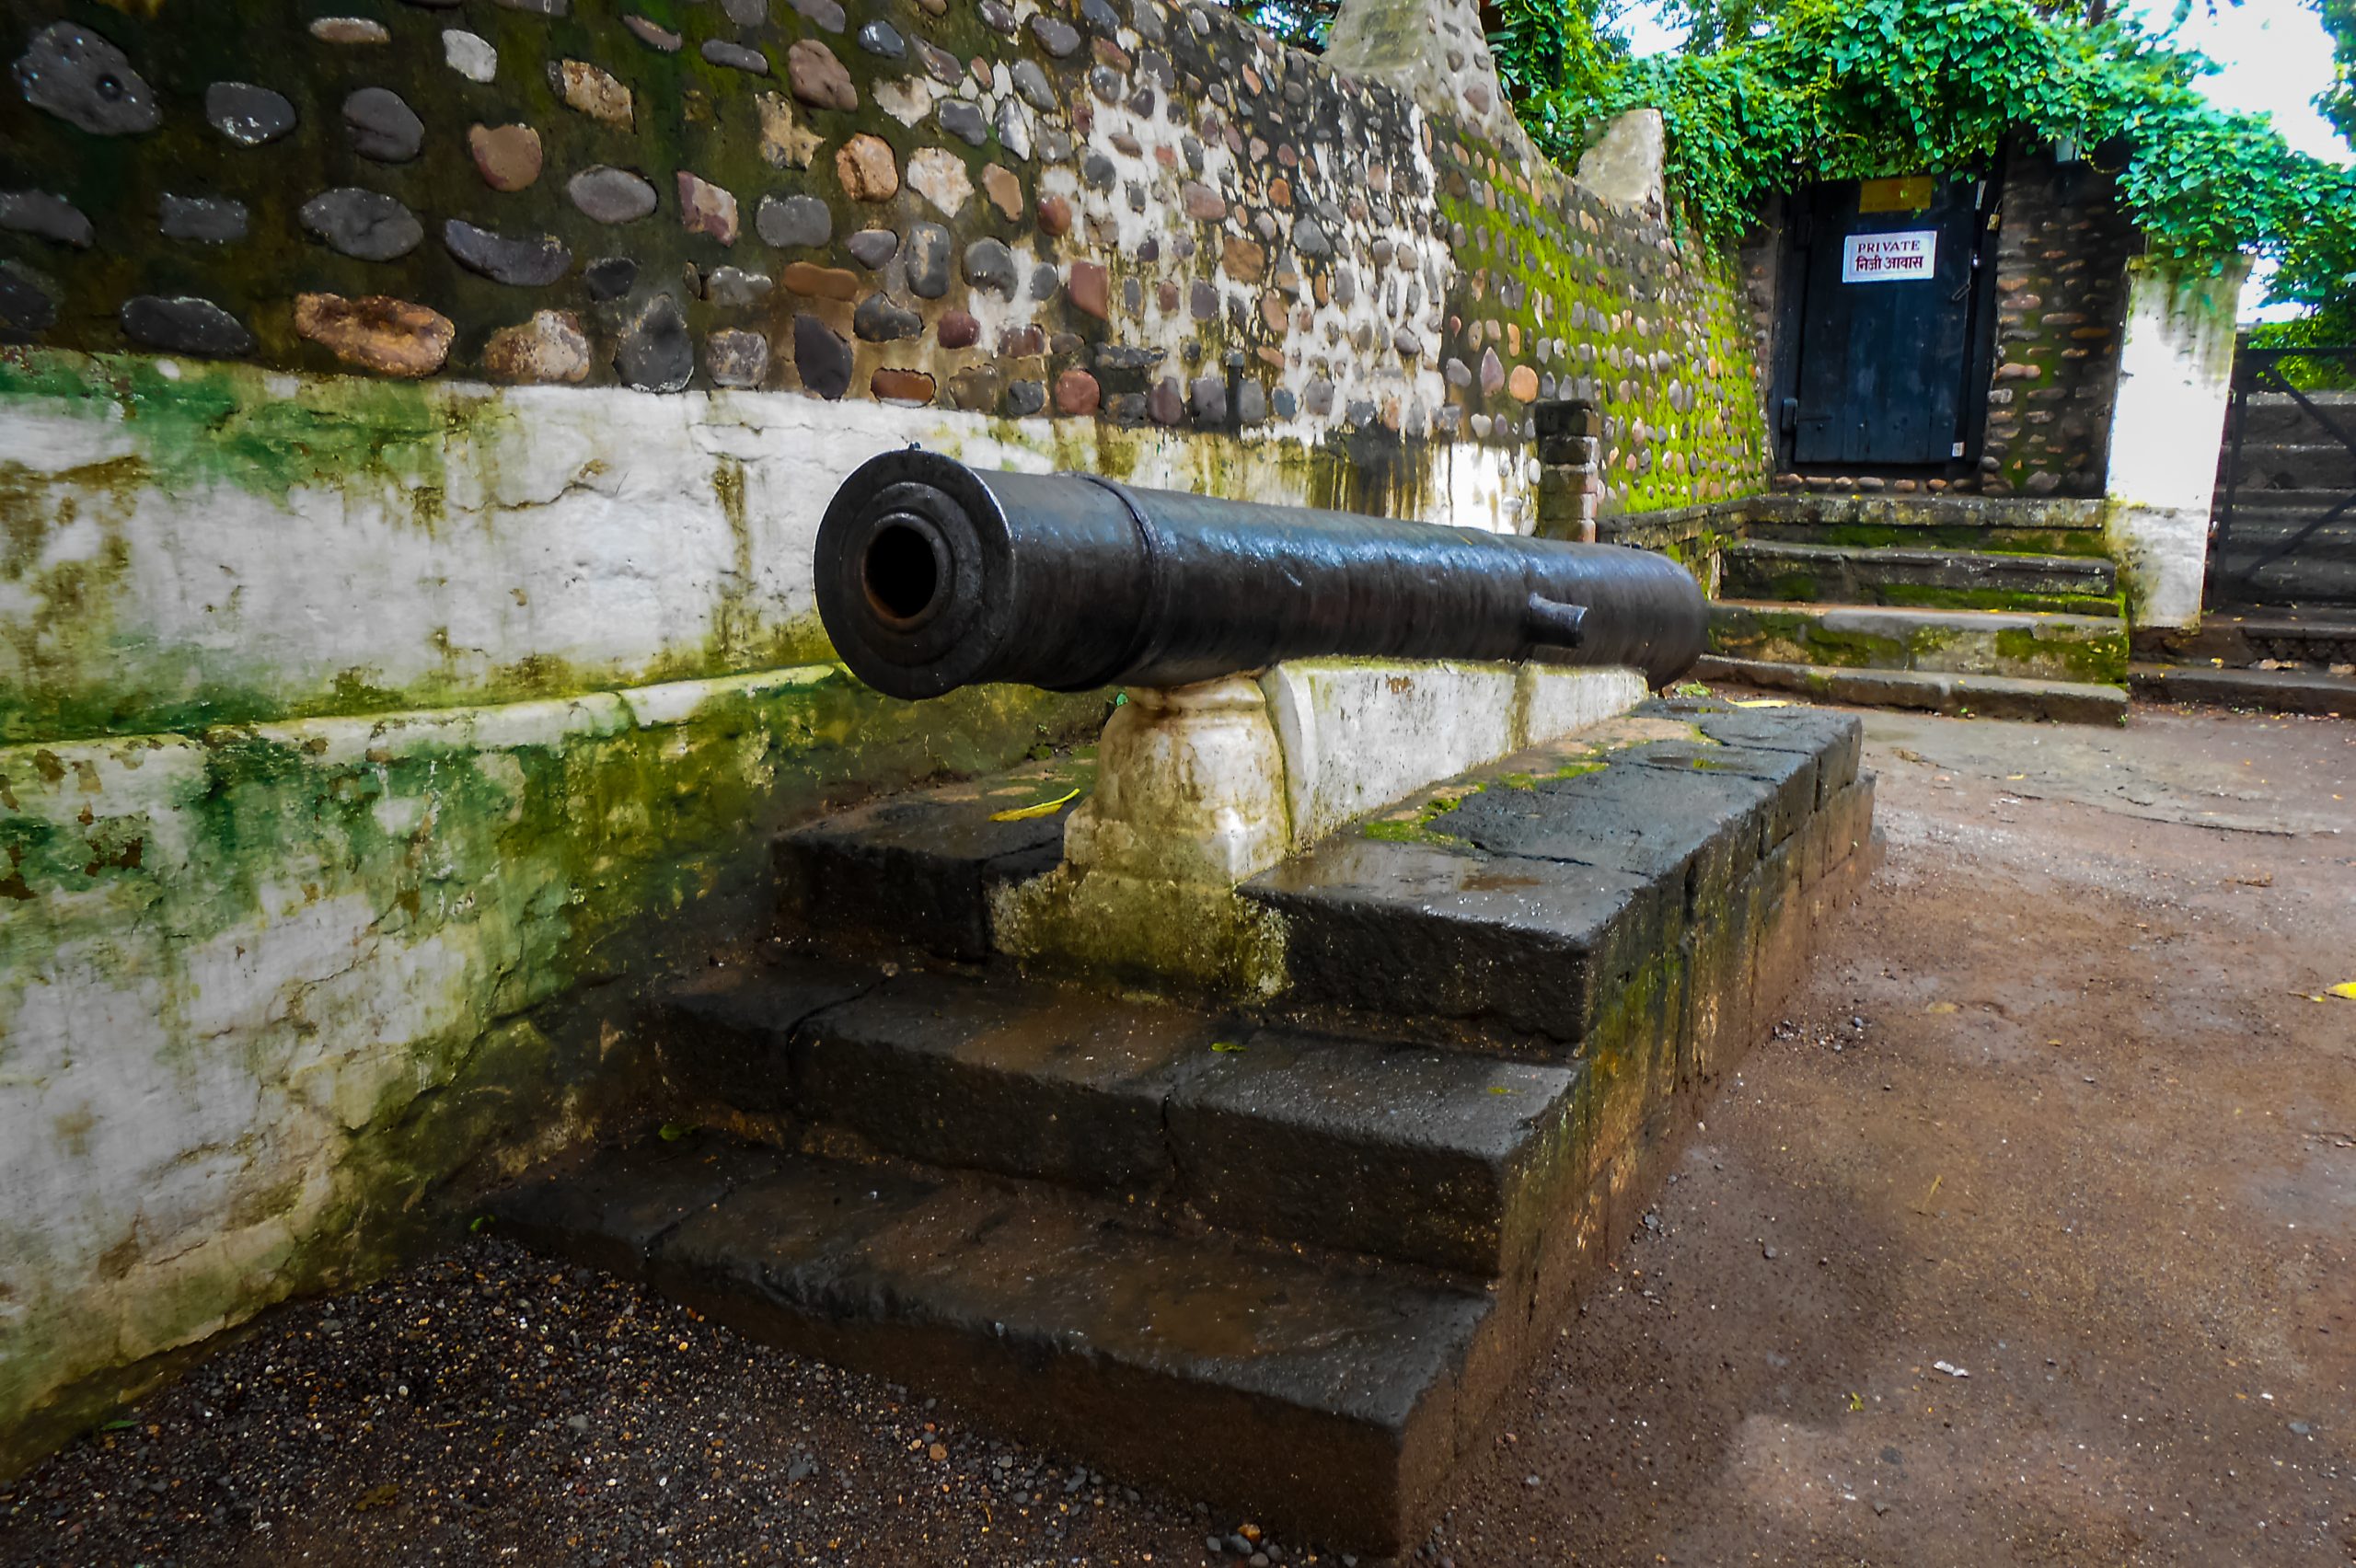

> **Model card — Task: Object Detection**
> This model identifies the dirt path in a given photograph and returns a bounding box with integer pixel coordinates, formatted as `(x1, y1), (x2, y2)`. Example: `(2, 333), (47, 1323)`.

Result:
(3, 703), (2350, 1567)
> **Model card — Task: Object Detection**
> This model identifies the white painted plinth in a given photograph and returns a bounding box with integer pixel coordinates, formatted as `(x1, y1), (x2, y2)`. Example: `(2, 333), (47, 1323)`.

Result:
(2103, 256), (2248, 628)
(1062, 676), (1291, 884)
(1063, 660), (1649, 887)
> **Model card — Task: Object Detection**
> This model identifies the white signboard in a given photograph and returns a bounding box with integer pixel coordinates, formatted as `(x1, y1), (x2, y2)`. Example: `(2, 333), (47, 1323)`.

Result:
(1841, 230), (1937, 283)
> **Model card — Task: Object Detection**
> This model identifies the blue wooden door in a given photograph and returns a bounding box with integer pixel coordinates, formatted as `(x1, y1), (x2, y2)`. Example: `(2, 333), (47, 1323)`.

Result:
(1791, 178), (1984, 467)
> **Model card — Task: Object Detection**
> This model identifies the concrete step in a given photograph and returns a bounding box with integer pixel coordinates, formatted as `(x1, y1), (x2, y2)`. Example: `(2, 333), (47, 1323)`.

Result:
(2137, 609), (2356, 668)
(2219, 444), (2356, 491)
(1719, 539), (2119, 615)
(773, 752), (1097, 961)
(1707, 601), (2130, 684)
(656, 965), (1588, 1278)
(2228, 394), (2356, 445)
(1695, 655), (2129, 725)
(491, 1136), (1495, 1554)
(2128, 663), (2356, 716)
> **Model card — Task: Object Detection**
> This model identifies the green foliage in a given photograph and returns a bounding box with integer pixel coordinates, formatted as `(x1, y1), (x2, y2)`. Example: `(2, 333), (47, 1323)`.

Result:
(2318, 0), (2355, 144)
(1496, 0), (2356, 271)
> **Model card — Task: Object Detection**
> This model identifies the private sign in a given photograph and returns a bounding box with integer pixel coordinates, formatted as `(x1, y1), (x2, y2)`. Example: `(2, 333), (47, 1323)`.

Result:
(1841, 229), (1936, 282)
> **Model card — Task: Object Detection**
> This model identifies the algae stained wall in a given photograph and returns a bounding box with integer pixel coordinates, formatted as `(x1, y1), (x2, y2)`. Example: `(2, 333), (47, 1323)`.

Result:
(0, 0), (1768, 1468)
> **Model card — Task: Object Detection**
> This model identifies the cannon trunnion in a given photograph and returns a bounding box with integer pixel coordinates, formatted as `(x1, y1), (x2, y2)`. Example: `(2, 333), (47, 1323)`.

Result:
(814, 450), (1707, 698)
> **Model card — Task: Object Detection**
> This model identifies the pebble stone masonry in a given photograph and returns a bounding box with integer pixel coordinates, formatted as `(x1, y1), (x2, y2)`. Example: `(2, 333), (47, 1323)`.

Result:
(0, 0), (1764, 513)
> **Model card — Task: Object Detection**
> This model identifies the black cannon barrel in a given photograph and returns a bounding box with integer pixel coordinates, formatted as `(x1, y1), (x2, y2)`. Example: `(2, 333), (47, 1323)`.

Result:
(814, 450), (1706, 699)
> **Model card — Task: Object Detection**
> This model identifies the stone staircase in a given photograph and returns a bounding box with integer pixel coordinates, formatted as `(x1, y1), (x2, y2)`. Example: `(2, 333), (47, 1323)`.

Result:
(2131, 606), (2356, 716)
(2209, 391), (2356, 609)
(1699, 534), (2131, 723)
(487, 698), (1879, 1554)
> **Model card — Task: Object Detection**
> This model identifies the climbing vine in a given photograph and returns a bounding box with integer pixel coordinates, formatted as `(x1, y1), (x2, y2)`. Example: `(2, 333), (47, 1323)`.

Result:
(1493, 0), (2356, 271)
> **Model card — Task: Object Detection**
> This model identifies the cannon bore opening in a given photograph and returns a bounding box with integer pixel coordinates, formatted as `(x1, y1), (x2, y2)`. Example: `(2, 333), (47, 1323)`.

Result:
(862, 516), (947, 628)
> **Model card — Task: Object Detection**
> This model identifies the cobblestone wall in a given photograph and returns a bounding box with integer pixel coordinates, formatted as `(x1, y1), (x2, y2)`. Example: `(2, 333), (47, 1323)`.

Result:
(1981, 143), (2137, 498)
(0, 0), (1763, 513)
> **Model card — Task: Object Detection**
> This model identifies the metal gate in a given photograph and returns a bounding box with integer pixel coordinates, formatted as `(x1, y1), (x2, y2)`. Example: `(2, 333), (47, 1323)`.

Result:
(2209, 346), (2356, 608)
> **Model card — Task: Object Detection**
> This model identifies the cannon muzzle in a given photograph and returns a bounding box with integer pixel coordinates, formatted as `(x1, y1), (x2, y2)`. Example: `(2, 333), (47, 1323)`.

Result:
(814, 451), (1706, 699)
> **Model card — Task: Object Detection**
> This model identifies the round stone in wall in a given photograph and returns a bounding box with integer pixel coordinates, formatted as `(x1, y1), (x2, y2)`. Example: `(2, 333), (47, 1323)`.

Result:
(584, 255), (639, 299)
(702, 39), (768, 74)
(299, 188), (424, 260)
(787, 40), (857, 110)
(938, 99), (987, 146)
(119, 295), (253, 358)
(705, 328), (769, 387)
(15, 23), (158, 136)
(1028, 14), (1081, 55)
(617, 294), (693, 391)
(0, 190), (92, 248)
(444, 29), (498, 81)
(159, 193), (249, 244)
(903, 223), (952, 298)
(846, 227), (898, 269)
(443, 218), (573, 285)
(0, 260), (59, 338)
(569, 166), (660, 224)
(345, 86), (425, 161)
(482, 310), (591, 383)
(792, 313), (852, 398)
(755, 193), (831, 249)
(205, 82), (297, 145)
(963, 237), (1016, 297)
(468, 122), (544, 190)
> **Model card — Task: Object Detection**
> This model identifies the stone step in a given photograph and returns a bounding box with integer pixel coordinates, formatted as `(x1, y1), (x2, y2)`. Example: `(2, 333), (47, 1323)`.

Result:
(1718, 539), (2119, 615)
(1695, 655), (2129, 725)
(2227, 395), (2356, 445)
(2219, 444), (2356, 491)
(774, 752), (1097, 961)
(491, 1136), (1497, 1555)
(2136, 610), (2356, 668)
(1707, 601), (2130, 685)
(2128, 662), (2356, 716)
(657, 965), (1588, 1278)
(1241, 702), (1874, 1056)
(2210, 551), (2356, 609)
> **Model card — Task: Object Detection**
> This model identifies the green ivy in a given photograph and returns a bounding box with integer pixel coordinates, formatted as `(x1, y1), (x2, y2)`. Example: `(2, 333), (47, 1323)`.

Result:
(1495, 0), (2356, 268)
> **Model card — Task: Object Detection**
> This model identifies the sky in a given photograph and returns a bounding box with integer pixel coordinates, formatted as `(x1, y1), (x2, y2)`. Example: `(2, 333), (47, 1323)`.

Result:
(1617, 0), (2350, 317)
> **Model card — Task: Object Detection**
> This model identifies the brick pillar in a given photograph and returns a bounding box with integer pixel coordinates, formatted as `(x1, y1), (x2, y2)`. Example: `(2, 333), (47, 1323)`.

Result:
(1535, 398), (1602, 541)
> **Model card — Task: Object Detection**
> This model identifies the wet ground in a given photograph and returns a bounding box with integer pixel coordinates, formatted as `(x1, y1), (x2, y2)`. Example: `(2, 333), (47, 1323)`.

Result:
(2, 700), (2350, 1567)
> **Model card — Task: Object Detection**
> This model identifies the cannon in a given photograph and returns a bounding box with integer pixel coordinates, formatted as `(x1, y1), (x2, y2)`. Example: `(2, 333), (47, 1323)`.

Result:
(814, 450), (1707, 699)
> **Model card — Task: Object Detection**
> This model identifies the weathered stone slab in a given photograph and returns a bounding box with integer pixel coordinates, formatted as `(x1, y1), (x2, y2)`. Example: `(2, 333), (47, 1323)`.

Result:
(535, 1139), (1495, 1554)
(1169, 1031), (1582, 1277)
(776, 755), (1095, 959)
(795, 974), (1213, 1191)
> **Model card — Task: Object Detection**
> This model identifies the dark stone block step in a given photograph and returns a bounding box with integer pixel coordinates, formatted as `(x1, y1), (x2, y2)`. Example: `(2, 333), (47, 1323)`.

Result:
(491, 1136), (1495, 1555)
(775, 754), (1096, 961)
(1719, 539), (2119, 615)
(1695, 655), (2129, 724)
(658, 966), (1586, 1278)
(1241, 702), (1865, 1049)
(2128, 662), (2356, 716)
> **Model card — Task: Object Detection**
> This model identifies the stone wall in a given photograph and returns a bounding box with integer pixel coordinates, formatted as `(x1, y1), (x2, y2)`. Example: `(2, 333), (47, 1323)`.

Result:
(0, 0), (1771, 1469)
(0, 0), (1763, 514)
(1981, 142), (2139, 498)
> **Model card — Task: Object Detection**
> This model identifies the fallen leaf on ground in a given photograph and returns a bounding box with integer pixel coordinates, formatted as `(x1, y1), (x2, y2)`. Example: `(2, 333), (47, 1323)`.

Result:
(989, 788), (1081, 822)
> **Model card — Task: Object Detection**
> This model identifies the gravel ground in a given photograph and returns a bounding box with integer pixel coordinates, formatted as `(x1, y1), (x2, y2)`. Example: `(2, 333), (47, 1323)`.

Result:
(2, 702), (2351, 1567)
